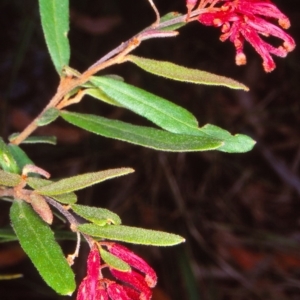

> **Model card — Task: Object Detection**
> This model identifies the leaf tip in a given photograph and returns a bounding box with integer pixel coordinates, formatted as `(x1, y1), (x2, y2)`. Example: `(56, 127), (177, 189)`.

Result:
(179, 237), (186, 244)
(242, 85), (250, 92)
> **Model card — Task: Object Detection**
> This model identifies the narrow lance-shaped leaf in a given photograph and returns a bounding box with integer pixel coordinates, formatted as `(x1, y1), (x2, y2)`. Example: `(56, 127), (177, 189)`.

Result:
(159, 12), (186, 31)
(36, 168), (134, 196)
(100, 247), (131, 272)
(71, 204), (121, 225)
(9, 134), (57, 145)
(90, 76), (199, 134)
(78, 224), (185, 246)
(8, 145), (34, 170)
(0, 138), (20, 173)
(10, 200), (75, 295)
(61, 111), (223, 152)
(198, 124), (256, 153)
(84, 88), (123, 107)
(36, 108), (60, 126)
(30, 193), (53, 225)
(178, 124), (255, 153)
(26, 177), (77, 204)
(0, 228), (17, 240)
(38, 0), (70, 74)
(0, 170), (21, 187)
(125, 55), (249, 91)
(88, 78), (253, 153)
(0, 228), (76, 243)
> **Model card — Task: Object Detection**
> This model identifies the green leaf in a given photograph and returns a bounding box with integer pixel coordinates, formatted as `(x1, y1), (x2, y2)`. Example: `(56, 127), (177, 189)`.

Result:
(71, 204), (121, 225)
(36, 108), (60, 126)
(84, 88), (123, 107)
(159, 12), (186, 31)
(126, 55), (249, 91)
(0, 138), (20, 173)
(26, 177), (77, 204)
(62, 65), (81, 78)
(9, 134), (57, 145)
(0, 169), (21, 187)
(61, 111), (222, 152)
(87, 77), (253, 153)
(78, 224), (185, 246)
(90, 76), (199, 134)
(198, 124), (256, 153)
(36, 168), (134, 196)
(8, 145), (34, 170)
(38, 0), (70, 74)
(0, 228), (17, 243)
(0, 228), (76, 243)
(100, 248), (130, 271)
(10, 200), (75, 295)
(0, 228), (16, 239)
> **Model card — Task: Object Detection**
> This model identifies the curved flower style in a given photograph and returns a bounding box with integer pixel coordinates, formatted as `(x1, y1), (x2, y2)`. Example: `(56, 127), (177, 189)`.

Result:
(187, 0), (295, 72)
(77, 243), (157, 300)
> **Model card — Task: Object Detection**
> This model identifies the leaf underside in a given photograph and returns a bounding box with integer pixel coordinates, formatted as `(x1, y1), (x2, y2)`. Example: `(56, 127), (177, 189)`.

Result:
(126, 55), (249, 91)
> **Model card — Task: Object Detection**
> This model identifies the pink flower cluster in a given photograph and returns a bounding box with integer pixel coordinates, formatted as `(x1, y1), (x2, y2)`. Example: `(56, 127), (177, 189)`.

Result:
(77, 243), (157, 300)
(187, 0), (295, 72)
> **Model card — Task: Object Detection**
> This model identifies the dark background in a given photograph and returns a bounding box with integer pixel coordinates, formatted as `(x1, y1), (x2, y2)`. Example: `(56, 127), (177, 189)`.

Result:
(1, 0), (300, 299)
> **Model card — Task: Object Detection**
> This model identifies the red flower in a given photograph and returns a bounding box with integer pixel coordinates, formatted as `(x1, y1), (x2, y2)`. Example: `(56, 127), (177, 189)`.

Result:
(76, 245), (105, 300)
(107, 243), (157, 288)
(110, 269), (152, 300)
(106, 282), (132, 300)
(188, 0), (295, 72)
(76, 243), (157, 300)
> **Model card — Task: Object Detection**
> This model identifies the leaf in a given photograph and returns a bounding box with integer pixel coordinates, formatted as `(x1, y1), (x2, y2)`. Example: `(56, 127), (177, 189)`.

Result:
(126, 55), (249, 91)
(61, 111), (222, 152)
(9, 134), (57, 145)
(36, 108), (60, 126)
(30, 193), (53, 224)
(8, 145), (34, 170)
(0, 170), (21, 187)
(86, 78), (254, 153)
(84, 88), (123, 107)
(78, 224), (185, 246)
(88, 77), (254, 153)
(52, 193), (78, 204)
(198, 124), (256, 153)
(159, 12), (186, 31)
(100, 248), (130, 271)
(26, 177), (77, 204)
(0, 228), (17, 241)
(0, 138), (20, 173)
(90, 76), (199, 134)
(10, 200), (75, 295)
(36, 168), (134, 196)
(71, 204), (121, 225)
(0, 228), (77, 243)
(38, 0), (70, 74)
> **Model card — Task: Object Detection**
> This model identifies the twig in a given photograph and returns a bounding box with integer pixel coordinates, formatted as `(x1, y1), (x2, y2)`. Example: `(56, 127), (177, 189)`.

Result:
(9, 8), (205, 146)
(45, 197), (94, 248)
